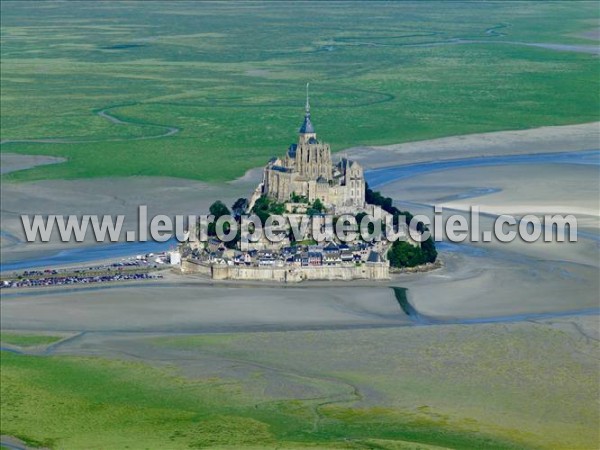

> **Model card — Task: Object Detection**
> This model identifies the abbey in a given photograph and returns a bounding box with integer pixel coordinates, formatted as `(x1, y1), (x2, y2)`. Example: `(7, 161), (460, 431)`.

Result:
(260, 88), (365, 213)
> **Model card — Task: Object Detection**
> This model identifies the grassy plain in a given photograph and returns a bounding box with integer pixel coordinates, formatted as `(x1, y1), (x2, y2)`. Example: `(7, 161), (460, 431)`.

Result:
(1, 1), (599, 182)
(1, 320), (598, 449)
(0, 336), (521, 449)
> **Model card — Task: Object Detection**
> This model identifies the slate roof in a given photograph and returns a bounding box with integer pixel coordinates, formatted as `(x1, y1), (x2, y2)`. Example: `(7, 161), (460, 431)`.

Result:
(323, 242), (339, 252)
(367, 251), (382, 263)
(299, 113), (315, 134)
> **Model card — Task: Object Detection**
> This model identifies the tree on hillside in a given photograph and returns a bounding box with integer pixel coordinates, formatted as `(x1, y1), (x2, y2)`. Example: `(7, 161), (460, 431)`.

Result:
(291, 192), (309, 203)
(251, 196), (285, 224)
(388, 241), (426, 268)
(208, 201), (232, 237)
(209, 200), (231, 219)
(307, 198), (325, 216)
(252, 196), (271, 224)
(420, 236), (438, 263)
(231, 198), (248, 219)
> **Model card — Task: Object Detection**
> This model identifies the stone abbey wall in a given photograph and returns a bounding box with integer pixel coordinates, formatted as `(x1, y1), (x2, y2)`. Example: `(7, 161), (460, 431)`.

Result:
(181, 259), (389, 283)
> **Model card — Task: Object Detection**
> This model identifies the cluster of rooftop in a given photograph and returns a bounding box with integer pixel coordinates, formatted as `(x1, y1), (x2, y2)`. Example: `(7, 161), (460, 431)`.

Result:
(183, 239), (385, 269)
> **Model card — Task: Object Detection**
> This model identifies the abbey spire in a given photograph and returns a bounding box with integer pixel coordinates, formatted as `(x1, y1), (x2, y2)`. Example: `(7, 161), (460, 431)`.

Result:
(299, 82), (315, 135)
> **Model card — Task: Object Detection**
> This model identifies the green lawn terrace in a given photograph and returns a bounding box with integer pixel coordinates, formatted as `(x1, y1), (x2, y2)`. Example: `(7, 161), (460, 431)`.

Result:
(1, 1), (599, 182)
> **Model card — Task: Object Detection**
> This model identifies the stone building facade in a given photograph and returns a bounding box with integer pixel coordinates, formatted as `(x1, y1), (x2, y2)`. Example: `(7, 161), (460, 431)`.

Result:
(260, 93), (365, 213)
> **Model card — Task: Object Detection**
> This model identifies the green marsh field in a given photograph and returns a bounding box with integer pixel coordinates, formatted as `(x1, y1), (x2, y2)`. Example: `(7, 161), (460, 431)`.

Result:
(4, 323), (597, 449)
(1, 1), (599, 182)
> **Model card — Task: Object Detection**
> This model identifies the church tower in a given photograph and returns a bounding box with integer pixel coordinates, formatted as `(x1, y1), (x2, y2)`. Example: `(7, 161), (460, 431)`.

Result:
(298, 83), (316, 145)
(260, 84), (366, 210)
(295, 83), (332, 180)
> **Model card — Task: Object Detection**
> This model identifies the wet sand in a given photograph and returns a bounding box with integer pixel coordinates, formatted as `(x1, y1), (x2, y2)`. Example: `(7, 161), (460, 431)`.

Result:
(419, 163), (599, 220)
(378, 157), (599, 319)
(0, 173), (261, 265)
(0, 284), (410, 333)
(345, 121), (599, 169)
(0, 153), (65, 175)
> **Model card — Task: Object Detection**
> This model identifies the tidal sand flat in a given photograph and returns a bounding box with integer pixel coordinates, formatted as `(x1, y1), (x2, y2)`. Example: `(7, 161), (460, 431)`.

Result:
(378, 154), (599, 320)
(398, 243), (599, 319)
(0, 285), (410, 333)
(379, 158), (600, 262)
(406, 163), (599, 227)
(347, 121), (600, 169)
(0, 172), (261, 266)
(0, 153), (65, 175)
